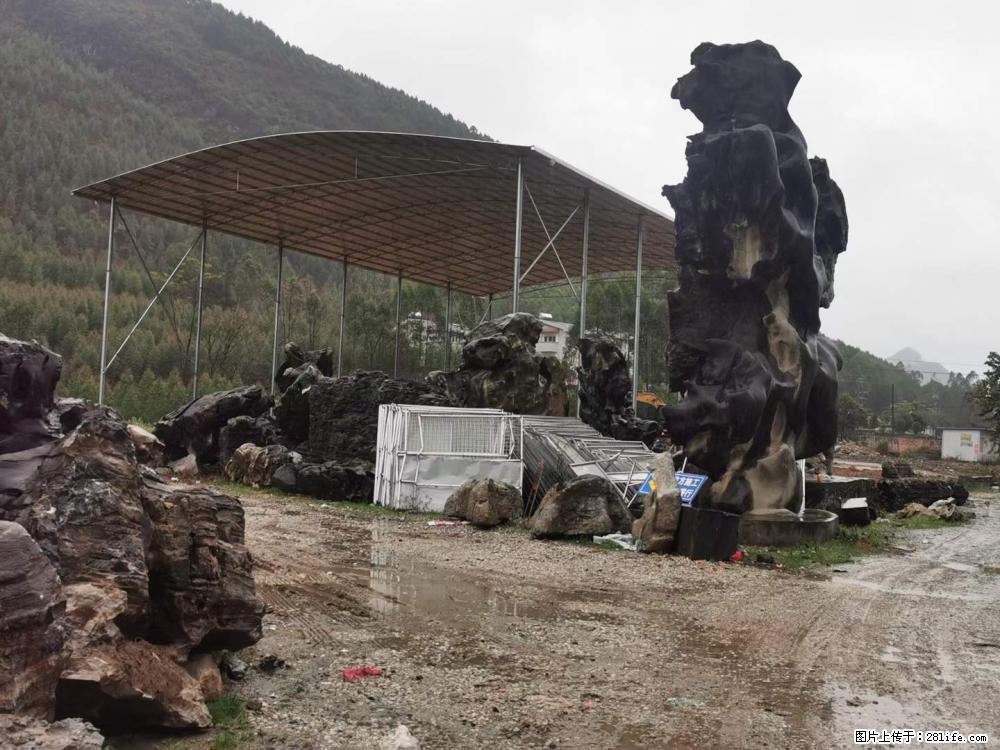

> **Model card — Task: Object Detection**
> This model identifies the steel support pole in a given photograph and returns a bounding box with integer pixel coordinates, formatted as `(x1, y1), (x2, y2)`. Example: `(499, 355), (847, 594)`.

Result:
(393, 271), (403, 377)
(511, 158), (524, 312)
(577, 187), (591, 418)
(98, 197), (116, 406)
(270, 241), (284, 395)
(337, 259), (348, 376)
(487, 293), (493, 319)
(632, 215), (645, 410)
(444, 281), (453, 369)
(191, 225), (207, 399)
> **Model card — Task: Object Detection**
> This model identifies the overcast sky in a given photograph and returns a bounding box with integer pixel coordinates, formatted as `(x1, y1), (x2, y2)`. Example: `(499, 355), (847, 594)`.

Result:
(220, 0), (997, 373)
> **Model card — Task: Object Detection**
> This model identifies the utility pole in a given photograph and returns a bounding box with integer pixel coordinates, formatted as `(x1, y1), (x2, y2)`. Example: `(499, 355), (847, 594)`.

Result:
(890, 383), (896, 434)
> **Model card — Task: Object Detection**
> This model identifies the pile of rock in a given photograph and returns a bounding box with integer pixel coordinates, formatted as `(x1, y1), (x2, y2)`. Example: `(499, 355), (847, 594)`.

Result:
(577, 337), (660, 447)
(0, 335), (263, 742)
(183, 316), (574, 504)
(428, 313), (569, 416)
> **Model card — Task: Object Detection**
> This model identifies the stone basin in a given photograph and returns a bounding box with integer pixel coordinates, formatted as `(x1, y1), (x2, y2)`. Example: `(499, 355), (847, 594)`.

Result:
(738, 508), (839, 547)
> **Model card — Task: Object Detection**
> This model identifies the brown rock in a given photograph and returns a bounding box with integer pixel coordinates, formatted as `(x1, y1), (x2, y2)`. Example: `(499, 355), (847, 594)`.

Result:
(141, 479), (263, 651)
(56, 639), (211, 730)
(185, 653), (224, 702)
(128, 423), (165, 466)
(0, 716), (104, 750)
(444, 479), (523, 527)
(18, 408), (150, 636)
(0, 521), (66, 719)
(530, 475), (632, 538)
(633, 453), (683, 553)
(224, 442), (294, 487)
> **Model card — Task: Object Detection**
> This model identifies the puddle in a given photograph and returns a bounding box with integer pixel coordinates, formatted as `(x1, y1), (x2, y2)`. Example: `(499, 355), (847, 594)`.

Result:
(827, 684), (930, 733)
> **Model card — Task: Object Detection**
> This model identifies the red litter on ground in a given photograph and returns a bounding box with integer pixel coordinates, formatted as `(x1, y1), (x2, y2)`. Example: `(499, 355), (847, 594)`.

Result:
(730, 550), (744, 562)
(342, 666), (384, 682)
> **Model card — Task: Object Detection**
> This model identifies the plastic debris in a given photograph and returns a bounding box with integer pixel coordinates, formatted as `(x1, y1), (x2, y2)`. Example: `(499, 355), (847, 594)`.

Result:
(730, 549), (744, 562)
(342, 666), (384, 682)
(382, 724), (420, 749)
(427, 519), (471, 527)
(591, 532), (636, 550)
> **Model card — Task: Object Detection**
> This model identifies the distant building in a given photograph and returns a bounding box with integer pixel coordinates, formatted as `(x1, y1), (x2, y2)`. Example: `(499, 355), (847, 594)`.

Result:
(535, 319), (574, 359)
(940, 428), (996, 462)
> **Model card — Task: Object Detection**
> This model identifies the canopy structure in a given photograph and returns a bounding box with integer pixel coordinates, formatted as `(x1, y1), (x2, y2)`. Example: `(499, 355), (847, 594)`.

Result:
(73, 131), (676, 406)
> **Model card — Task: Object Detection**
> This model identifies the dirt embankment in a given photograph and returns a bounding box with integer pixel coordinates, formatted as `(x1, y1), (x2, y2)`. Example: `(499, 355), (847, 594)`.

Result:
(204, 492), (999, 749)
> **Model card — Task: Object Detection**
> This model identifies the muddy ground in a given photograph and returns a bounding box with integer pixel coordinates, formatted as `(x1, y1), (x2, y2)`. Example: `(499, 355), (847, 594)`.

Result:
(150, 490), (1000, 749)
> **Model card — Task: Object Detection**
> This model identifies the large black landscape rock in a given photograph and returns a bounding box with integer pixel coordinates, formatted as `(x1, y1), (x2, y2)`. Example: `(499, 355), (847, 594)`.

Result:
(577, 337), (659, 447)
(429, 313), (566, 415)
(660, 41), (847, 513)
(154, 385), (272, 467)
(307, 370), (449, 464)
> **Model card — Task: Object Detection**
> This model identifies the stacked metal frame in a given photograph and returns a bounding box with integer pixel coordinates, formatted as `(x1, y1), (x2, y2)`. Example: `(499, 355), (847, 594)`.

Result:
(521, 416), (657, 515)
(374, 404), (524, 512)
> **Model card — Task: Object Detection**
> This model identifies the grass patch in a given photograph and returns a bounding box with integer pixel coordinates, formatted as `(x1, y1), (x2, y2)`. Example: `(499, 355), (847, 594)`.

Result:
(744, 514), (964, 572)
(211, 480), (442, 521)
(207, 695), (252, 750)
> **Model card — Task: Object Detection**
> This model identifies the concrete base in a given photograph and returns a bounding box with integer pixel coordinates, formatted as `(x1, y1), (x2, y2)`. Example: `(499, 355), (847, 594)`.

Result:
(675, 506), (740, 561)
(738, 508), (839, 547)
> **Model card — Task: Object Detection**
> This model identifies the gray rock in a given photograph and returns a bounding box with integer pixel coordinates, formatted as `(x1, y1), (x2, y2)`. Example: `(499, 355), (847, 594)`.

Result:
(429, 313), (567, 415)
(271, 460), (374, 503)
(218, 415), (282, 468)
(530, 475), (632, 538)
(224, 443), (295, 487)
(444, 479), (523, 527)
(0, 716), (104, 750)
(154, 385), (272, 467)
(0, 521), (66, 719)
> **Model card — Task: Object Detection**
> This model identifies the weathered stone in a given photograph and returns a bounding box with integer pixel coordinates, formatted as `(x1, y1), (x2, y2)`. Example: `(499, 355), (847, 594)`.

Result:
(577, 337), (660, 447)
(273, 363), (321, 444)
(660, 42), (847, 513)
(307, 371), (449, 464)
(875, 478), (961, 513)
(530, 475), (632, 538)
(275, 341), (334, 393)
(632, 453), (683, 553)
(18, 407), (151, 636)
(271, 460), (374, 503)
(218, 414), (282, 468)
(0, 716), (104, 750)
(128, 423), (165, 466)
(185, 653), (223, 702)
(444, 479), (523, 527)
(141, 479), (263, 651)
(429, 313), (566, 415)
(224, 443), (296, 487)
(805, 476), (877, 514)
(881, 460), (915, 479)
(0, 334), (63, 454)
(154, 385), (272, 466)
(56, 639), (211, 730)
(0, 521), (66, 719)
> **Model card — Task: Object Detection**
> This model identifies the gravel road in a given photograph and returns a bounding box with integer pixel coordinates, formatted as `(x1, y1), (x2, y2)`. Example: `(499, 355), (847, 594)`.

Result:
(219, 491), (999, 749)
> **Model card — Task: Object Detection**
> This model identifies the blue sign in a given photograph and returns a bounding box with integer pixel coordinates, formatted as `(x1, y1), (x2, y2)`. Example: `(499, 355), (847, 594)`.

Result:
(637, 472), (655, 495)
(676, 472), (708, 506)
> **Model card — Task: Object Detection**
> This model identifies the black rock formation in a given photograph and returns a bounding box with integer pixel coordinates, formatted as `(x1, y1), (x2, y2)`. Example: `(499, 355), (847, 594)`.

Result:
(576, 337), (660, 447)
(660, 41), (848, 513)
(429, 313), (567, 415)
(154, 385), (272, 467)
(307, 370), (451, 465)
(273, 342), (333, 394)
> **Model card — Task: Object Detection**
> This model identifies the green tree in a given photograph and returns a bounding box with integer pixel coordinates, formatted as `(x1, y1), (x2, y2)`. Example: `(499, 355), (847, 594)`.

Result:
(973, 352), (1000, 455)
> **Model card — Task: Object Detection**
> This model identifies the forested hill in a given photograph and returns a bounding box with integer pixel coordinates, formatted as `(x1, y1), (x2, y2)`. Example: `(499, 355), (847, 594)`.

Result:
(0, 0), (492, 420)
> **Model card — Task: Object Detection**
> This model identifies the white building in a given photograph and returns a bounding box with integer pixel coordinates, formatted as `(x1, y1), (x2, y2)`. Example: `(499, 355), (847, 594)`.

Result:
(940, 428), (996, 462)
(535, 318), (574, 359)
